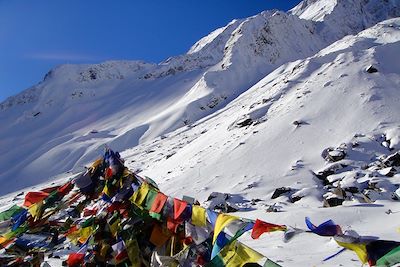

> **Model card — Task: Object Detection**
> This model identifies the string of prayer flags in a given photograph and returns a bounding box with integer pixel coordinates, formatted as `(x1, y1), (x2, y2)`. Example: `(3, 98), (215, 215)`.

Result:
(305, 217), (342, 236)
(8, 148), (400, 266)
(251, 219), (287, 239)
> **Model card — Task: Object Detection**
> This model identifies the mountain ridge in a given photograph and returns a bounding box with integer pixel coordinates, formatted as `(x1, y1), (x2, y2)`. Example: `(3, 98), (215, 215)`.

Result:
(0, 0), (399, 196)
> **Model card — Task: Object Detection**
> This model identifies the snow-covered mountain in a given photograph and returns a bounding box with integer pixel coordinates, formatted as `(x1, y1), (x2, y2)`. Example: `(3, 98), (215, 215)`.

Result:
(1, 0), (398, 196)
(1, 0), (400, 265)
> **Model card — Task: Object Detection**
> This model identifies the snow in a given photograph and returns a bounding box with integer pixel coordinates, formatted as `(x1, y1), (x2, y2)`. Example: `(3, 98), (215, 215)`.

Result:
(1, 0), (400, 265)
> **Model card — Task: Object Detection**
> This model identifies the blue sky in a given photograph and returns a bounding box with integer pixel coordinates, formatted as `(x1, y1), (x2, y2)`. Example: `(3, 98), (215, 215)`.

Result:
(0, 0), (301, 101)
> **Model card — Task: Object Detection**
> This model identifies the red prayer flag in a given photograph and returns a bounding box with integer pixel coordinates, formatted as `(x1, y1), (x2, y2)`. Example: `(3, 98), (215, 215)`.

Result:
(23, 191), (49, 207)
(173, 198), (187, 220)
(149, 193), (168, 214)
(167, 217), (182, 233)
(67, 253), (85, 267)
(57, 181), (73, 196)
(251, 219), (287, 239)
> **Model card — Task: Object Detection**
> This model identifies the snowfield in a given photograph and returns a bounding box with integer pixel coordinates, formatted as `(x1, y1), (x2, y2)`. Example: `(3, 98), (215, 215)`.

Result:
(1, 0), (400, 266)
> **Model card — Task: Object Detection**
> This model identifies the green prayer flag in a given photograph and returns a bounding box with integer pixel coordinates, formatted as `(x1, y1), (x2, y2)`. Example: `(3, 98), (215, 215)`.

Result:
(0, 205), (23, 221)
(149, 212), (162, 221)
(377, 245), (400, 267)
(263, 259), (282, 267)
(144, 189), (158, 210)
(81, 216), (95, 228)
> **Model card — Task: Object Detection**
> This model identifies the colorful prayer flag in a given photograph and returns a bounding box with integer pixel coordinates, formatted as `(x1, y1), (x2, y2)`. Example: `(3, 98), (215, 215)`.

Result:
(251, 219), (287, 239)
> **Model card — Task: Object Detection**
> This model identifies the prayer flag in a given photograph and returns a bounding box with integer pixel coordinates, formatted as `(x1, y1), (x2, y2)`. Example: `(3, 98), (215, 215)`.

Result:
(191, 205), (206, 227)
(213, 214), (239, 244)
(150, 192), (168, 214)
(251, 219), (287, 239)
(173, 198), (188, 220)
(130, 183), (150, 207)
(305, 217), (342, 236)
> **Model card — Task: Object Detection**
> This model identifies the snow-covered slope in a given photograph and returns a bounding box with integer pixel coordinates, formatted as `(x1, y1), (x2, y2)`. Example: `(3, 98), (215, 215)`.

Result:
(0, 0), (399, 197)
(124, 18), (400, 200)
(118, 18), (400, 266)
(291, 0), (400, 42)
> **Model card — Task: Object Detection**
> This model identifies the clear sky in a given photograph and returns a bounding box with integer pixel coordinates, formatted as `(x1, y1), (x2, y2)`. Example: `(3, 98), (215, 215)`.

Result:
(0, 0), (302, 101)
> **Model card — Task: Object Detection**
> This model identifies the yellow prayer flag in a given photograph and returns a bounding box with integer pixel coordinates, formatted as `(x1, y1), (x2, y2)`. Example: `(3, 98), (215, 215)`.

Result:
(191, 205), (206, 227)
(78, 226), (93, 244)
(336, 240), (368, 264)
(130, 183), (150, 207)
(219, 240), (264, 266)
(28, 201), (43, 221)
(213, 214), (239, 244)
(109, 217), (120, 237)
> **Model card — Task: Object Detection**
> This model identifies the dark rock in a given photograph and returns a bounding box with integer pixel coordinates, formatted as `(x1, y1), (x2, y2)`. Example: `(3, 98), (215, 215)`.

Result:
(366, 65), (378, 73)
(207, 192), (229, 201)
(323, 197), (344, 207)
(314, 170), (335, 185)
(237, 118), (253, 127)
(378, 166), (396, 177)
(383, 152), (400, 167)
(344, 187), (359, 194)
(251, 198), (262, 205)
(271, 187), (292, 199)
(290, 195), (302, 203)
(214, 202), (239, 213)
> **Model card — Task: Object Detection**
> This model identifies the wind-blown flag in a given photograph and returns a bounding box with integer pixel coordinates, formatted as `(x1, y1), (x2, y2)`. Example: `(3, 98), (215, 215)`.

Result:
(0, 205), (24, 222)
(11, 209), (28, 231)
(23, 192), (49, 207)
(191, 205), (206, 227)
(366, 240), (400, 266)
(377, 245), (400, 267)
(305, 217), (342, 236)
(67, 238), (90, 267)
(213, 214), (239, 244)
(251, 219), (287, 239)
(112, 239), (129, 264)
(149, 192), (168, 214)
(334, 235), (368, 264)
(206, 209), (218, 228)
(144, 189), (158, 210)
(130, 183), (150, 207)
(173, 198), (187, 220)
(210, 239), (264, 266)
